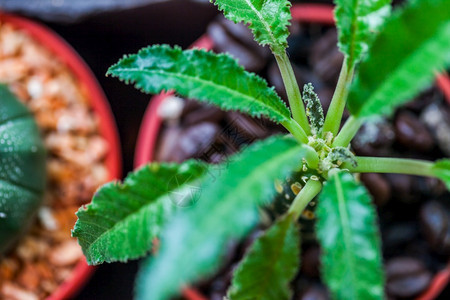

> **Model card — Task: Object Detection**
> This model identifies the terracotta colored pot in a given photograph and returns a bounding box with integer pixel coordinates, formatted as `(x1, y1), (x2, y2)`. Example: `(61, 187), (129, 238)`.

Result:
(134, 4), (450, 300)
(0, 12), (122, 300)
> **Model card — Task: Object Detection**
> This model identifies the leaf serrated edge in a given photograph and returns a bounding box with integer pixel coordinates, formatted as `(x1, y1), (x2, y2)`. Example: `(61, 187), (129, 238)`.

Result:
(107, 45), (291, 122)
(210, 0), (291, 53)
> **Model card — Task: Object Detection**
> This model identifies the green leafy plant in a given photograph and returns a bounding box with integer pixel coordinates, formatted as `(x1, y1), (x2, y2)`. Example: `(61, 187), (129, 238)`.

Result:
(0, 84), (47, 254)
(73, 0), (450, 298)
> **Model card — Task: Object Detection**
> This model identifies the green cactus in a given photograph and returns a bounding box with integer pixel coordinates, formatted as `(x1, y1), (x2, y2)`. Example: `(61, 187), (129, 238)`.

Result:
(0, 84), (46, 255)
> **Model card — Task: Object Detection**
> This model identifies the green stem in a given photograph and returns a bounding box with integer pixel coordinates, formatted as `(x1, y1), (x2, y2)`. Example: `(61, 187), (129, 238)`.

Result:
(303, 145), (319, 170)
(344, 156), (435, 177)
(275, 52), (310, 134)
(288, 179), (322, 219)
(332, 116), (362, 147)
(322, 58), (355, 136)
(282, 119), (309, 144)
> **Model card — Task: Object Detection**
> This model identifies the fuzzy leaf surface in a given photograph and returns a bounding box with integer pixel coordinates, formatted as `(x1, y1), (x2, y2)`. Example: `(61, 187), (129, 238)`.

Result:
(211, 0), (291, 53)
(108, 45), (290, 123)
(135, 136), (309, 300)
(335, 0), (391, 68)
(303, 83), (324, 135)
(72, 160), (207, 265)
(432, 159), (450, 190)
(316, 171), (384, 299)
(227, 213), (300, 300)
(347, 0), (450, 118)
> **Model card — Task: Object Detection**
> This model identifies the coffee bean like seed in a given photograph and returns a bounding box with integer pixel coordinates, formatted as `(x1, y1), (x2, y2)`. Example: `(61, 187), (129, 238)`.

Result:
(361, 173), (391, 207)
(183, 105), (224, 126)
(383, 222), (418, 252)
(420, 201), (450, 254)
(421, 103), (450, 156)
(208, 17), (268, 72)
(405, 88), (440, 112)
(154, 125), (182, 162)
(395, 111), (434, 152)
(224, 112), (270, 140)
(160, 122), (220, 163)
(384, 173), (415, 203)
(385, 257), (432, 298)
(352, 119), (395, 156)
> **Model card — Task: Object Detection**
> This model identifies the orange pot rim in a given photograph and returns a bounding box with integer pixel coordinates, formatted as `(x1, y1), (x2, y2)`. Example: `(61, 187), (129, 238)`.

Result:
(0, 11), (122, 300)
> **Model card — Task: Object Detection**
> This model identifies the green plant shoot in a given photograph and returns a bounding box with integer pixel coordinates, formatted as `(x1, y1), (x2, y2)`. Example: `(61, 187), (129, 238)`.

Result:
(73, 0), (450, 299)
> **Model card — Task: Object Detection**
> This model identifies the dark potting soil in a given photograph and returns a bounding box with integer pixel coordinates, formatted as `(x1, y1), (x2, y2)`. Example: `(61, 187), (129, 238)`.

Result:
(153, 16), (450, 300)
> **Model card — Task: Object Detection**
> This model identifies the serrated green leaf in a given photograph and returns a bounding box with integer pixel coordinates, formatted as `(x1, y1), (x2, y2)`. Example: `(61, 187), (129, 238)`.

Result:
(211, 0), (291, 53)
(335, 0), (391, 68)
(227, 213), (300, 300)
(431, 159), (450, 190)
(135, 136), (309, 300)
(108, 45), (290, 123)
(72, 160), (207, 265)
(316, 171), (384, 299)
(347, 0), (450, 118)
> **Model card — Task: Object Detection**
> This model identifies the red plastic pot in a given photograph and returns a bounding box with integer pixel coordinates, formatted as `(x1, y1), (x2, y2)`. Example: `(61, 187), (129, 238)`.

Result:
(134, 4), (450, 300)
(0, 12), (122, 300)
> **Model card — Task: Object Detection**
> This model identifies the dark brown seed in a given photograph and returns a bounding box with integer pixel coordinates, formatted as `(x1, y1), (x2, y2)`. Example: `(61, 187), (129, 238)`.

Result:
(161, 122), (220, 162)
(385, 257), (432, 298)
(384, 173), (416, 203)
(183, 105), (225, 126)
(154, 125), (182, 162)
(416, 177), (447, 198)
(216, 17), (269, 59)
(405, 88), (441, 112)
(361, 173), (391, 207)
(420, 201), (450, 254)
(310, 29), (343, 86)
(352, 119), (395, 157)
(208, 17), (268, 72)
(181, 99), (202, 116)
(224, 112), (270, 140)
(421, 103), (450, 156)
(383, 222), (418, 252)
(395, 111), (434, 152)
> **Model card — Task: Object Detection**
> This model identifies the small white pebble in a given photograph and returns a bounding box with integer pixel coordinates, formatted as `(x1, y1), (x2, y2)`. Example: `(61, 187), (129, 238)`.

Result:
(157, 96), (185, 120)
(2, 282), (38, 300)
(27, 77), (43, 99)
(38, 206), (58, 231)
(49, 240), (83, 267)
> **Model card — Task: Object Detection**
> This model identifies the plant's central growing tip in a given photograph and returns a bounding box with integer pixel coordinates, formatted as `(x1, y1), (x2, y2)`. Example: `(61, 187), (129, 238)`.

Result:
(304, 131), (357, 178)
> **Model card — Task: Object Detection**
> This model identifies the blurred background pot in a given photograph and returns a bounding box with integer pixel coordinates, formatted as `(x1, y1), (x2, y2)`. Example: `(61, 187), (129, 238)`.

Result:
(134, 4), (450, 300)
(0, 12), (121, 300)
